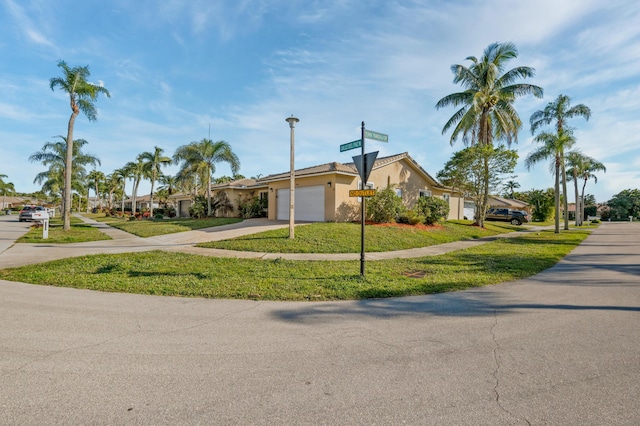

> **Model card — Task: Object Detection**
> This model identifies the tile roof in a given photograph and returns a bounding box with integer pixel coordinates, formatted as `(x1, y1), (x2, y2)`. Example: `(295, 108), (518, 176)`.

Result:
(259, 161), (357, 181)
(488, 196), (529, 208)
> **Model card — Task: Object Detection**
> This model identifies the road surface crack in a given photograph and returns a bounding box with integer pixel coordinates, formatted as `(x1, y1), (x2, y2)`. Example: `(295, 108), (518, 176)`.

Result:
(491, 310), (531, 426)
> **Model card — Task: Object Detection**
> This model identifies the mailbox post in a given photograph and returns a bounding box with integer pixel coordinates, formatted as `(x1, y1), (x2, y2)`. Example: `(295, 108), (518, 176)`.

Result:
(32, 211), (50, 239)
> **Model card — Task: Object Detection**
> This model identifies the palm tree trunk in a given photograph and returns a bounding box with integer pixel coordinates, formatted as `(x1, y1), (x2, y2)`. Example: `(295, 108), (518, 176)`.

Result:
(149, 171), (156, 217)
(132, 179), (140, 215)
(573, 174), (581, 226)
(581, 178), (588, 224)
(63, 111), (78, 231)
(121, 180), (127, 214)
(561, 159), (569, 230)
(207, 167), (212, 217)
(477, 154), (489, 228)
(554, 160), (560, 234)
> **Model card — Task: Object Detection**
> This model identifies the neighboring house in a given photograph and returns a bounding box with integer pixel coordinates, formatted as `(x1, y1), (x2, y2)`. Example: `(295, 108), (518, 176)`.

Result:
(172, 152), (464, 221)
(169, 192), (193, 218)
(1, 196), (44, 209)
(124, 194), (159, 212)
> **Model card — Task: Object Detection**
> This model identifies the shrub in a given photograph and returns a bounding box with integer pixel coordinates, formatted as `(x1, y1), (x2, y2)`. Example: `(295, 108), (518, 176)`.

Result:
(397, 210), (425, 225)
(188, 196), (207, 219)
(238, 195), (266, 219)
(165, 206), (177, 218)
(153, 213), (164, 220)
(367, 186), (405, 223)
(416, 196), (449, 225)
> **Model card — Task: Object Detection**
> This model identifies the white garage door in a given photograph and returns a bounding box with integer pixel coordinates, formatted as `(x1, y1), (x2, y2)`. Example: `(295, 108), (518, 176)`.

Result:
(276, 186), (325, 222)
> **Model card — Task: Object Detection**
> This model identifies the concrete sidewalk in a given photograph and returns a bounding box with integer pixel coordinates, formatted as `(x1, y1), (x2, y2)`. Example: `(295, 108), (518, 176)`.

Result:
(0, 213), (554, 268)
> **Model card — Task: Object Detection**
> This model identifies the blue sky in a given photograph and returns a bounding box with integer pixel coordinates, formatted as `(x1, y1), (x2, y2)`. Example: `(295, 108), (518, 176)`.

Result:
(1, 0), (639, 204)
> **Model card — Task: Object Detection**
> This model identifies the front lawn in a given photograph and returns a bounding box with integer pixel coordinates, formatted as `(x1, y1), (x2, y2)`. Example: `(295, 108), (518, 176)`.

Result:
(0, 229), (591, 301)
(84, 214), (243, 237)
(16, 216), (112, 244)
(197, 220), (522, 253)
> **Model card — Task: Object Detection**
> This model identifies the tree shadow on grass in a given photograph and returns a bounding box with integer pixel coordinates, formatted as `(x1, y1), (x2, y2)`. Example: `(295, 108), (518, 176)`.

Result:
(127, 270), (209, 279)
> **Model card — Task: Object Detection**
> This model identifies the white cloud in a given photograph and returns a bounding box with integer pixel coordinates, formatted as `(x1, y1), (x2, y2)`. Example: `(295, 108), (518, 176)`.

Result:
(2, 0), (56, 49)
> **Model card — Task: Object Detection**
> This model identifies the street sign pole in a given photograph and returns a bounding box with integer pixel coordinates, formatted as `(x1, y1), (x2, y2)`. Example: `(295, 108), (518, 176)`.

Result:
(341, 122), (388, 278)
(360, 121), (366, 277)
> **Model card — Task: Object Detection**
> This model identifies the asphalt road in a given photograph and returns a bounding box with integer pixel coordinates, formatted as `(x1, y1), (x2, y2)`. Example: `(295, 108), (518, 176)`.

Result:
(0, 218), (638, 425)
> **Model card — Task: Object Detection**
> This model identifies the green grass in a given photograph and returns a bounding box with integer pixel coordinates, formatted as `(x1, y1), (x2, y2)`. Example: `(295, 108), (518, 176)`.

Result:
(83, 214), (243, 237)
(197, 220), (522, 253)
(0, 229), (590, 301)
(16, 216), (111, 244)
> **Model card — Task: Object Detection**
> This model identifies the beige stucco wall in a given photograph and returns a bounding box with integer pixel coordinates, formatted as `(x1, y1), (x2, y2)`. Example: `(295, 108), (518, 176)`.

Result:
(213, 188), (268, 218)
(334, 174), (360, 221)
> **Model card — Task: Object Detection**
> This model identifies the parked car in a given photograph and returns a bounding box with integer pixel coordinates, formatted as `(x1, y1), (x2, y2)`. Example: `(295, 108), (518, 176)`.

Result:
(485, 208), (529, 225)
(19, 205), (46, 222)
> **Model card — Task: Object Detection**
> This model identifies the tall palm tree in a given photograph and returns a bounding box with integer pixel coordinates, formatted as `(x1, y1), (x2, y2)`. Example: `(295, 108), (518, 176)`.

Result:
(567, 154), (606, 225)
(566, 151), (587, 226)
(105, 172), (124, 210)
(113, 166), (132, 214)
(29, 136), (100, 211)
(158, 174), (178, 196)
(435, 42), (543, 226)
(502, 178), (520, 198)
(50, 60), (110, 230)
(124, 157), (146, 214)
(87, 169), (105, 211)
(173, 139), (240, 216)
(0, 175), (15, 212)
(139, 147), (172, 217)
(525, 129), (576, 233)
(530, 94), (591, 230)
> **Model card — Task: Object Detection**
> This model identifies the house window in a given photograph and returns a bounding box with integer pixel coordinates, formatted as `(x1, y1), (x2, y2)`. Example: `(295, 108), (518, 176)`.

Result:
(443, 193), (450, 203)
(419, 189), (432, 198)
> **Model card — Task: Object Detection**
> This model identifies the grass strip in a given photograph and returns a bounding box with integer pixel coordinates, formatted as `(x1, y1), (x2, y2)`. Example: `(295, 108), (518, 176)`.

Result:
(93, 216), (243, 237)
(16, 216), (111, 244)
(0, 229), (590, 301)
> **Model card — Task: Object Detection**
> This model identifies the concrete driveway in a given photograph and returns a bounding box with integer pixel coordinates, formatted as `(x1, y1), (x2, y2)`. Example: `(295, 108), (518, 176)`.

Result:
(0, 217), (638, 424)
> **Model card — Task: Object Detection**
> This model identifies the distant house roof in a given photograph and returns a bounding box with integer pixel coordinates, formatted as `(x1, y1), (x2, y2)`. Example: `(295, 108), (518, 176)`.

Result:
(259, 161), (357, 182)
(1, 196), (43, 207)
(488, 196), (529, 209)
(210, 178), (267, 190)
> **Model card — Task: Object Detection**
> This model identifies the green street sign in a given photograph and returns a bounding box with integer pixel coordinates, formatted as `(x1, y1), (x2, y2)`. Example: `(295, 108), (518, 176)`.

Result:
(364, 129), (388, 143)
(340, 139), (362, 152)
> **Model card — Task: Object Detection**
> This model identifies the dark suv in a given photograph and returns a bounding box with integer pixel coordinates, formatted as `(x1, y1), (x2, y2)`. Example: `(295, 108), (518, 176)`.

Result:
(485, 208), (529, 225)
(19, 205), (46, 222)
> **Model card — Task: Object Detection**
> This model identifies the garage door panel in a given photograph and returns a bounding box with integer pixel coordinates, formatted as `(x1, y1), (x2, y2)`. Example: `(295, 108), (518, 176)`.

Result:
(277, 186), (324, 222)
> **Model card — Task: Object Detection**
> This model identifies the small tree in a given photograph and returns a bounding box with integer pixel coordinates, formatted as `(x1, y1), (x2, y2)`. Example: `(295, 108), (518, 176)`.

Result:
(525, 188), (555, 222)
(438, 145), (518, 225)
(416, 196), (450, 225)
(607, 189), (640, 220)
(367, 186), (405, 223)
